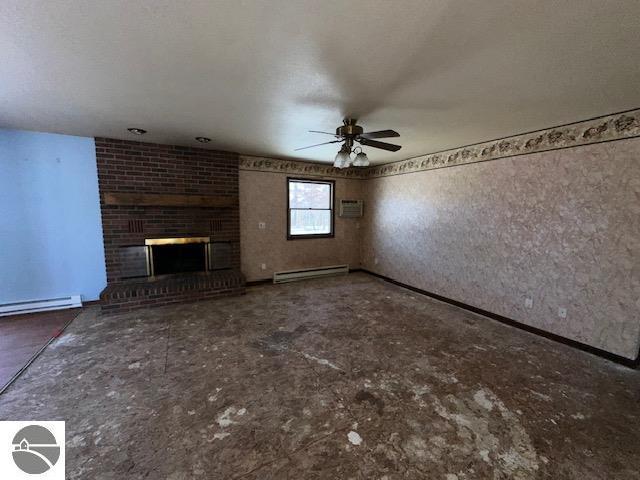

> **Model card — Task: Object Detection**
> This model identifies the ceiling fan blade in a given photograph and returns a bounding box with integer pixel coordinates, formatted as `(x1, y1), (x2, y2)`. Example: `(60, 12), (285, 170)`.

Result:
(295, 139), (342, 151)
(358, 137), (402, 152)
(309, 130), (340, 137)
(359, 129), (400, 139)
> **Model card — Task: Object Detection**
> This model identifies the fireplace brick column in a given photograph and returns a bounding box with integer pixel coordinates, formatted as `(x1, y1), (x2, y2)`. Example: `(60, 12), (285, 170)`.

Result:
(95, 138), (245, 312)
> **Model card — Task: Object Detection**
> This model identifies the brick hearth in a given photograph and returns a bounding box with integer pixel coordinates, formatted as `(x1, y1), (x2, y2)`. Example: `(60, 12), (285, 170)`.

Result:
(100, 270), (245, 313)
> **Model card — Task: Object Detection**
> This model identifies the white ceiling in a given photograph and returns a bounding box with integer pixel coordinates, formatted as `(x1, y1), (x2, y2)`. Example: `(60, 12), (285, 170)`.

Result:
(1, 1), (639, 165)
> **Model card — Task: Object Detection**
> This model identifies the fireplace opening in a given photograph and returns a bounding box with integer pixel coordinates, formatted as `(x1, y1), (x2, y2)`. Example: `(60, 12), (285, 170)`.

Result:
(114, 237), (233, 279)
(151, 243), (206, 276)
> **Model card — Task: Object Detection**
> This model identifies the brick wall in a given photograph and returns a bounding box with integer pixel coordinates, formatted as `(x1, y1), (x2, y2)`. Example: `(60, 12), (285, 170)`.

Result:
(95, 138), (241, 283)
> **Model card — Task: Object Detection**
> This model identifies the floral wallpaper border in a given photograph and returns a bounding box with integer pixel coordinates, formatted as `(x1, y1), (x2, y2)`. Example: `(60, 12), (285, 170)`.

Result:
(239, 155), (368, 179)
(366, 109), (640, 178)
(239, 109), (640, 179)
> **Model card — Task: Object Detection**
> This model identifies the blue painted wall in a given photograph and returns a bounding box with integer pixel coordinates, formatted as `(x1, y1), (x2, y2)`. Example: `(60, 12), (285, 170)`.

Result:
(0, 129), (106, 303)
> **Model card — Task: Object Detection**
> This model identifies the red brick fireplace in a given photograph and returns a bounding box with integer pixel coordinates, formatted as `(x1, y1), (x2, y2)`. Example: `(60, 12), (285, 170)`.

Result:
(95, 138), (245, 312)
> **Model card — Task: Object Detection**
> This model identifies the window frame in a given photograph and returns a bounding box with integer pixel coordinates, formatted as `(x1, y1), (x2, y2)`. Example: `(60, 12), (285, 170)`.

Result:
(286, 177), (335, 240)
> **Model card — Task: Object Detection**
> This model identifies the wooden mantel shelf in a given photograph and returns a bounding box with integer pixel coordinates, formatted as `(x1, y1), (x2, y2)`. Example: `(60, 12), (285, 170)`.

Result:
(102, 192), (236, 208)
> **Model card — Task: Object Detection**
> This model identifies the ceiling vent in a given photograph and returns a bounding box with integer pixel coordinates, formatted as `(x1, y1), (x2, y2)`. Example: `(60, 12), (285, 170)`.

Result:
(339, 200), (363, 218)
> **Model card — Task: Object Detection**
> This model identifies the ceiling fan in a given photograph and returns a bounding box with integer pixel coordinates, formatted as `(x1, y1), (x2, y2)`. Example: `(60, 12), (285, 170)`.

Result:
(295, 118), (401, 168)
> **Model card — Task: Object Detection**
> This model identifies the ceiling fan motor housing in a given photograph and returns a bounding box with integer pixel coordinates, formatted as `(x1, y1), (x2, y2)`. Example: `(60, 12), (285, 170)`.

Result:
(336, 119), (363, 138)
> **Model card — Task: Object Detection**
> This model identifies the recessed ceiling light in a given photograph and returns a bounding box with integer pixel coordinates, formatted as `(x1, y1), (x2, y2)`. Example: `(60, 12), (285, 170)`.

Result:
(127, 127), (147, 135)
(195, 137), (211, 143)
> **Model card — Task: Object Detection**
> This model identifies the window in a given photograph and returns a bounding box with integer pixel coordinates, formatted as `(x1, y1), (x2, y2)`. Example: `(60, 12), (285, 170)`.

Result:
(287, 178), (334, 239)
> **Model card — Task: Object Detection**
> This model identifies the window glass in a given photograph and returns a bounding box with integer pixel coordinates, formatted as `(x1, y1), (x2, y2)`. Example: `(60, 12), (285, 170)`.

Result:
(289, 210), (332, 235)
(287, 179), (333, 238)
(289, 181), (331, 209)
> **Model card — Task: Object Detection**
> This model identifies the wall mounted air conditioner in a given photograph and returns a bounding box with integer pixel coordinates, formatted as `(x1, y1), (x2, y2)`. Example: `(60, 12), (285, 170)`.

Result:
(339, 200), (363, 218)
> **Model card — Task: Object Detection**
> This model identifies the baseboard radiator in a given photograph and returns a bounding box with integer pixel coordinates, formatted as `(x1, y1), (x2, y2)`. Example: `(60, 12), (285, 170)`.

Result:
(0, 295), (83, 317)
(273, 265), (349, 284)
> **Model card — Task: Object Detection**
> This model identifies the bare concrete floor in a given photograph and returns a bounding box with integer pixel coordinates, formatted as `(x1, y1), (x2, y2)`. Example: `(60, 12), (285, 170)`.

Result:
(0, 273), (638, 479)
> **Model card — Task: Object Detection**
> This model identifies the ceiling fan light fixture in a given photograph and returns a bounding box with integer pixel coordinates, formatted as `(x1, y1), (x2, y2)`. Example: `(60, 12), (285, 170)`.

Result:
(333, 152), (349, 169)
(333, 145), (351, 169)
(353, 151), (369, 167)
(195, 136), (211, 143)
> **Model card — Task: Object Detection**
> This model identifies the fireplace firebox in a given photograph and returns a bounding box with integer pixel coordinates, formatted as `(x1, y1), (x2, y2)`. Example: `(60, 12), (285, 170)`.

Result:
(152, 243), (206, 275)
(115, 237), (233, 279)
(146, 237), (209, 276)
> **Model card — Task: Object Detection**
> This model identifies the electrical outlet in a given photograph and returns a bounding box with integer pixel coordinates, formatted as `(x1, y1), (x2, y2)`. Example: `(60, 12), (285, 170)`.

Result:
(524, 298), (533, 309)
(258, 222), (266, 230)
(260, 263), (267, 270)
(558, 307), (567, 319)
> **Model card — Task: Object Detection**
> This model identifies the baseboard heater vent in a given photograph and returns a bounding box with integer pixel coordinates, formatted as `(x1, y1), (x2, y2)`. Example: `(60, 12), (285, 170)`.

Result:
(273, 265), (349, 284)
(0, 295), (82, 317)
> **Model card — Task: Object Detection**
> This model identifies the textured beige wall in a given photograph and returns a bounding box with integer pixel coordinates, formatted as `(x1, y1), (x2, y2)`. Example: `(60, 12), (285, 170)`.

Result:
(361, 138), (640, 359)
(240, 170), (364, 281)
